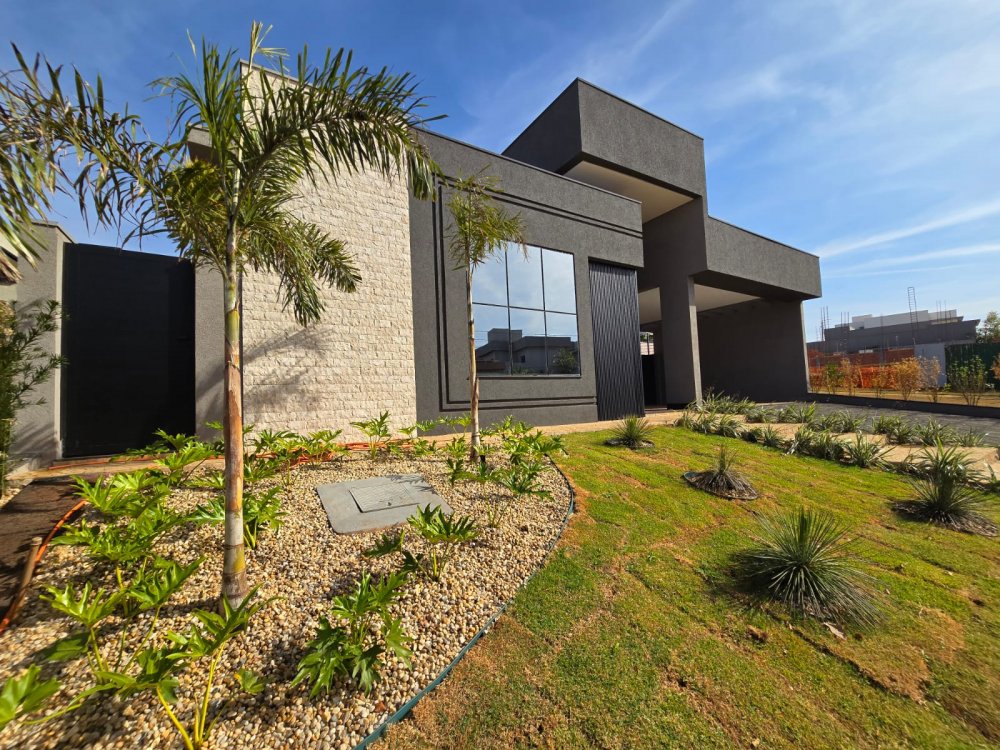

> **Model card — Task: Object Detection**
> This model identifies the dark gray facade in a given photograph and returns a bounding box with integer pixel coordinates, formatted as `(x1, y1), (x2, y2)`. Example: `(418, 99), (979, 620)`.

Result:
(410, 80), (821, 424)
(412, 78), (822, 424)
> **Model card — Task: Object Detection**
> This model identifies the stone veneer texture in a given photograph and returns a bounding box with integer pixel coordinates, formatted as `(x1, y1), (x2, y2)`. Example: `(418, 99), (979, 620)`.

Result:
(241, 168), (417, 440)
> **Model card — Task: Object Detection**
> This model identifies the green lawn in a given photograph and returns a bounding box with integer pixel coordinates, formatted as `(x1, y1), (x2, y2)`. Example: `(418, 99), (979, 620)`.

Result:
(382, 427), (1000, 750)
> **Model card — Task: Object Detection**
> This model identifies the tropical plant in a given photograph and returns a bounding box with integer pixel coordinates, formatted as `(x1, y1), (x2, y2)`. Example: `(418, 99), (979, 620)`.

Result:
(685, 444), (757, 499)
(0, 44), (167, 282)
(488, 459), (552, 527)
(0, 301), (66, 494)
(608, 415), (654, 449)
(145, 24), (439, 607)
(399, 419), (441, 458)
(293, 572), (411, 695)
(96, 592), (269, 750)
(892, 357), (923, 400)
(0, 666), (60, 731)
(366, 505), (478, 580)
(446, 173), (526, 461)
(885, 419), (918, 446)
(733, 508), (879, 626)
(351, 411), (394, 460)
(907, 442), (980, 486)
(189, 487), (285, 550)
(52, 496), (183, 566)
(948, 358), (988, 406)
(443, 434), (468, 484)
(841, 433), (888, 469)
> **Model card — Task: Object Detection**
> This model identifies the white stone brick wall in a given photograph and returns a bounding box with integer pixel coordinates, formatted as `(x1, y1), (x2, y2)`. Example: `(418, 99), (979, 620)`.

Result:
(241, 168), (417, 440)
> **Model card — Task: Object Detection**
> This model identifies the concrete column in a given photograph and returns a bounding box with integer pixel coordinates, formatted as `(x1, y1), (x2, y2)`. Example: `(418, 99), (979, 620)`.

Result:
(657, 276), (702, 406)
(7, 223), (71, 468)
(193, 265), (225, 441)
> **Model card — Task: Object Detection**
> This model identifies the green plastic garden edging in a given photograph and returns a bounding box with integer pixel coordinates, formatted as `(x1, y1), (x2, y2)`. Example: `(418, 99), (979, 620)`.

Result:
(352, 463), (576, 750)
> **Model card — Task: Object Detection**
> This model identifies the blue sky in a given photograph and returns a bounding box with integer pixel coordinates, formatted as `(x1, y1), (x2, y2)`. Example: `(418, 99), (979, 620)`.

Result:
(3, 0), (999, 340)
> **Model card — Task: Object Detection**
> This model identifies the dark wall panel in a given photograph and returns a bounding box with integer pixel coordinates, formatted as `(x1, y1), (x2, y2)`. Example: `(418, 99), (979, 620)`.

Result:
(589, 262), (644, 420)
(62, 244), (194, 456)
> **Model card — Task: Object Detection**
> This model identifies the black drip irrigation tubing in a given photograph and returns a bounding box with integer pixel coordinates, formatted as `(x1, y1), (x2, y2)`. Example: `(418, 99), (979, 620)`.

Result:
(353, 462), (577, 750)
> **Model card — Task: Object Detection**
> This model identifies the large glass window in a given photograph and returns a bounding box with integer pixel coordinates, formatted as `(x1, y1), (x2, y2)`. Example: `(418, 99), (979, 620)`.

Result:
(472, 243), (580, 376)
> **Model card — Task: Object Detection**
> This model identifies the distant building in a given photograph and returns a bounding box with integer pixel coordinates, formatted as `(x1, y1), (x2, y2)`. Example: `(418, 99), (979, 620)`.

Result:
(809, 309), (978, 356)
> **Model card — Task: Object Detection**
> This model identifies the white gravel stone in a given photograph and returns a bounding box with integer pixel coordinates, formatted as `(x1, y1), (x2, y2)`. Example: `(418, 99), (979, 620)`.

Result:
(0, 451), (570, 750)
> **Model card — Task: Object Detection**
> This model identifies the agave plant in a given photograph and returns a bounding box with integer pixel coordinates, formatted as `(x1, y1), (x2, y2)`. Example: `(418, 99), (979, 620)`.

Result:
(684, 444), (757, 500)
(916, 419), (959, 447)
(607, 415), (654, 449)
(714, 414), (744, 439)
(871, 415), (901, 435)
(808, 431), (845, 462)
(956, 429), (986, 448)
(733, 507), (879, 626)
(885, 419), (918, 445)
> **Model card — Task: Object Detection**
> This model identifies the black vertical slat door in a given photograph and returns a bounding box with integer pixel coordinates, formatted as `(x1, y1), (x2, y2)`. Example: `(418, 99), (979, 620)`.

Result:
(61, 244), (195, 457)
(589, 262), (644, 420)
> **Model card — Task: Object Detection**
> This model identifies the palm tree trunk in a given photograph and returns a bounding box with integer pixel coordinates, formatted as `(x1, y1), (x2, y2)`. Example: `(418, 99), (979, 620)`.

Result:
(467, 264), (481, 462)
(221, 242), (249, 608)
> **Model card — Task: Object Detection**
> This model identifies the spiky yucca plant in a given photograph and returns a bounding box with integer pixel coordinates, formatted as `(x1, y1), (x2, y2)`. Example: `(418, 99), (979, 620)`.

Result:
(608, 415), (654, 449)
(686, 444), (757, 499)
(897, 443), (996, 535)
(841, 433), (888, 469)
(734, 508), (879, 626)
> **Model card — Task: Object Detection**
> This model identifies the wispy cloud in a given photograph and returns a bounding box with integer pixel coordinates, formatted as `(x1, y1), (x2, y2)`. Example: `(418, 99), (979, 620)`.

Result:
(816, 198), (1000, 258)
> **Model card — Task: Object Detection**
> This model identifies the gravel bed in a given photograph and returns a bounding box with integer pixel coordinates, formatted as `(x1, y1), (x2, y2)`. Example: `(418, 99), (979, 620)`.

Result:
(0, 453), (571, 750)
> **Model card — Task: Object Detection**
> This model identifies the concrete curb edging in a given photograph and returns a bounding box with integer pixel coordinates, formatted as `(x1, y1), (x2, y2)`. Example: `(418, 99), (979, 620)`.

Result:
(353, 461), (577, 750)
(810, 393), (1000, 420)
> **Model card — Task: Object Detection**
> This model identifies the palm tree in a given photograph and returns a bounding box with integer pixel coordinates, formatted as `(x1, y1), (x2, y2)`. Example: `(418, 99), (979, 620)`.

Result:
(149, 24), (439, 606)
(446, 174), (524, 461)
(0, 45), (162, 281)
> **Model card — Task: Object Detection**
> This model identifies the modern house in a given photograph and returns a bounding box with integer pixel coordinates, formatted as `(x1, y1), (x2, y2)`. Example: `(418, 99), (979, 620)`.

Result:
(5, 79), (821, 463)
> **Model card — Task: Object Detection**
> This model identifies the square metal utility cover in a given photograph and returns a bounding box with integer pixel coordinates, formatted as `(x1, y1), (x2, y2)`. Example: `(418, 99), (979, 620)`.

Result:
(316, 474), (451, 534)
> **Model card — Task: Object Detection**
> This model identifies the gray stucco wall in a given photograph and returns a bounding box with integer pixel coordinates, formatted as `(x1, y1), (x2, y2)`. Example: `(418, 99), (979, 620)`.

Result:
(193, 266), (224, 441)
(504, 80), (707, 198)
(411, 132), (644, 428)
(703, 218), (822, 299)
(5, 223), (70, 468)
(697, 299), (810, 401)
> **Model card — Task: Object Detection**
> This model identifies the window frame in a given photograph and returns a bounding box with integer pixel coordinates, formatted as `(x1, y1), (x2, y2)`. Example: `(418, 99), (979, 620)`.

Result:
(472, 243), (582, 379)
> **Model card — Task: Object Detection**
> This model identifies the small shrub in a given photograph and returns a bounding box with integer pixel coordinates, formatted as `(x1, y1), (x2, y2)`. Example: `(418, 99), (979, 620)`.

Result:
(488, 460), (551, 527)
(685, 444), (757, 499)
(733, 508), (879, 626)
(293, 572), (411, 695)
(443, 435), (468, 484)
(607, 415), (654, 449)
(698, 391), (756, 415)
(841, 433), (888, 469)
(744, 406), (778, 424)
(778, 403), (816, 425)
(675, 410), (697, 430)
(758, 425), (785, 449)
(807, 431), (844, 462)
(189, 487), (285, 549)
(915, 419), (958, 447)
(892, 357), (923, 400)
(957, 429), (986, 448)
(788, 425), (816, 455)
(909, 442), (979, 485)
(919, 356), (943, 402)
(896, 449), (996, 536)
(350, 411), (393, 459)
(870, 366), (894, 398)
(885, 419), (918, 445)
(366, 505), (478, 581)
(871, 415), (901, 435)
(692, 410), (720, 434)
(714, 414), (744, 439)
(948, 358), (987, 406)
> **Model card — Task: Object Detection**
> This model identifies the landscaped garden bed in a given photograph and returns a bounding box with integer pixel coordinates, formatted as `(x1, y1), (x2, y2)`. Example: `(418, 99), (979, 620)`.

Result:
(0, 425), (571, 749)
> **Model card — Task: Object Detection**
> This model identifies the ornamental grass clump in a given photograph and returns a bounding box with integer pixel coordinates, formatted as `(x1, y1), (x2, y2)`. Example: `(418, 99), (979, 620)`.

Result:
(895, 443), (997, 536)
(841, 433), (889, 469)
(733, 508), (879, 627)
(684, 444), (758, 500)
(607, 415), (654, 449)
